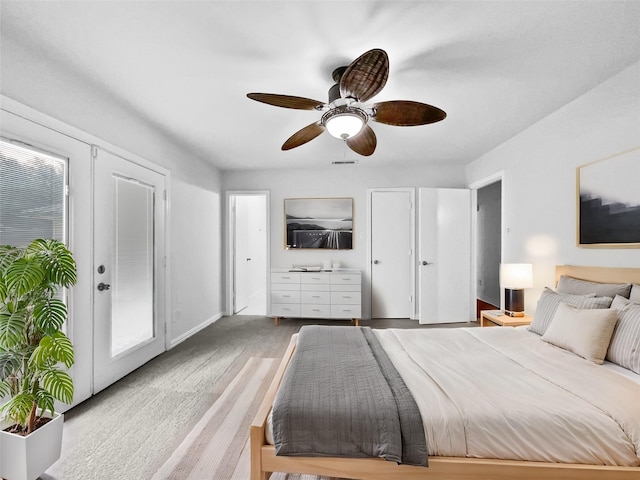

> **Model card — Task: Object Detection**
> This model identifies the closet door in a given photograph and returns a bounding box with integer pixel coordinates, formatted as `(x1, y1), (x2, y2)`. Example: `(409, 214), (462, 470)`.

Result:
(93, 148), (166, 393)
(418, 188), (471, 324)
(370, 189), (414, 318)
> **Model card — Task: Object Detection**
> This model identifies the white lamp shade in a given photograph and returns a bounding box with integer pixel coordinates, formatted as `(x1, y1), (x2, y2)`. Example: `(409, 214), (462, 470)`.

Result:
(500, 263), (533, 289)
(325, 114), (364, 139)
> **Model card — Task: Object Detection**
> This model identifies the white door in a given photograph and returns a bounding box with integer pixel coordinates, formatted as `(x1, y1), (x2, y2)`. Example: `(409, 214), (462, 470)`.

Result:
(418, 188), (471, 324)
(370, 190), (414, 318)
(233, 196), (251, 313)
(93, 148), (166, 393)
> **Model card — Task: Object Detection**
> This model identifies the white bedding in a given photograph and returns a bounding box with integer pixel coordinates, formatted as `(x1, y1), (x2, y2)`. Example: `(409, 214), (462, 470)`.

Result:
(374, 326), (640, 466)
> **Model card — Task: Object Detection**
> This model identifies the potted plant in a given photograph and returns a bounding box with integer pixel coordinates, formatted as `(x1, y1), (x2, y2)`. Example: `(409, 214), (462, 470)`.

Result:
(0, 238), (77, 480)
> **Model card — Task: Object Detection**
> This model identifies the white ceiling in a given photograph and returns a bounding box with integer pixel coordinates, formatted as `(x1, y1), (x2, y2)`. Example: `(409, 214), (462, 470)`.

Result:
(1, 1), (639, 171)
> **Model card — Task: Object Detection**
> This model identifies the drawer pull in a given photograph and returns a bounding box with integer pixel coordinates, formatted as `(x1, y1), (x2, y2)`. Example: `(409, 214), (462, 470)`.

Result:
(342, 309), (352, 312)
(282, 276), (290, 279)
(312, 295), (320, 298)
(312, 277), (321, 280)
(312, 308), (320, 312)
(342, 278), (351, 281)
(282, 295), (290, 297)
(283, 307), (290, 311)
(342, 295), (351, 299)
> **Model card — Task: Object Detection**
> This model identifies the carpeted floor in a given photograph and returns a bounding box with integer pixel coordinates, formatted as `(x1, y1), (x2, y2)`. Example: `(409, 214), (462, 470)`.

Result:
(43, 316), (472, 480)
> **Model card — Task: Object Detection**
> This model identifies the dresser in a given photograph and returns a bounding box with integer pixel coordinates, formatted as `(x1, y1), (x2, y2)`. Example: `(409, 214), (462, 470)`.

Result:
(270, 269), (362, 325)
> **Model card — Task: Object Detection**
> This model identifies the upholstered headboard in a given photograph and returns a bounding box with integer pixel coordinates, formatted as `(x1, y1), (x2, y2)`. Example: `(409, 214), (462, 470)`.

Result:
(555, 265), (640, 285)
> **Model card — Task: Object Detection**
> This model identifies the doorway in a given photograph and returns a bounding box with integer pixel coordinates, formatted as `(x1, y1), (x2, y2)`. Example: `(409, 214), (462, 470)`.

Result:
(475, 178), (502, 315)
(93, 147), (167, 393)
(369, 188), (415, 319)
(227, 191), (269, 316)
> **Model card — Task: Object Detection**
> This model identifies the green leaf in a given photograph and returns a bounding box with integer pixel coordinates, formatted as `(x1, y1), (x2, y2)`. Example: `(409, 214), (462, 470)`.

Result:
(0, 392), (34, 427)
(0, 350), (24, 381)
(42, 369), (73, 404)
(0, 245), (21, 273)
(34, 388), (55, 418)
(33, 298), (67, 335)
(5, 258), (44, 297)
(31, 332), (74, 369)
(0, 310), (27, 348)
(27, 239), (77, 287)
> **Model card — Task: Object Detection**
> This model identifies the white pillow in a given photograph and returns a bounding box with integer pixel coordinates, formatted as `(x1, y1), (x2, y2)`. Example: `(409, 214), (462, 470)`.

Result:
(541, 303), (618, 364)
(630, 284), (640, 302)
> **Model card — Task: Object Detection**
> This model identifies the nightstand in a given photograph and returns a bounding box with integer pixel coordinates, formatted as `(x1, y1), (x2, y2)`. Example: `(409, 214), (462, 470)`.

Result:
(480, 310), (532, 327)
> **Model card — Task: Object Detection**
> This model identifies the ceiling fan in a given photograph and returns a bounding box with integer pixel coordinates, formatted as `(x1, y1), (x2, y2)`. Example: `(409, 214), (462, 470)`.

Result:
(247, 48), (446, 157)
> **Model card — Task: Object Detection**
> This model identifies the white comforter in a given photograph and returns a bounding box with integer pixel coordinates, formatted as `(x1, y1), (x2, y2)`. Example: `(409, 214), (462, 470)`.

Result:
(374, 326), (640, 466)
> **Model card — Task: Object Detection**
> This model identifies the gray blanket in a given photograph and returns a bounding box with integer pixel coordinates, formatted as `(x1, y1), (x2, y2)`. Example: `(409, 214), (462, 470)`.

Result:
(271, 325), (427, 466)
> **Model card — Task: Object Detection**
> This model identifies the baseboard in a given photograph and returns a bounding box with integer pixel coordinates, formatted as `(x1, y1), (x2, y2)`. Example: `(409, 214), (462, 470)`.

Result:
(168, 313), (224, 349)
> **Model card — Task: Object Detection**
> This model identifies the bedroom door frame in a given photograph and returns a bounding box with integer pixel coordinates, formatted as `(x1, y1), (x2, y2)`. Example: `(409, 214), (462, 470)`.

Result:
(469, 171), (505, 317)
(225, 190), (270, 316)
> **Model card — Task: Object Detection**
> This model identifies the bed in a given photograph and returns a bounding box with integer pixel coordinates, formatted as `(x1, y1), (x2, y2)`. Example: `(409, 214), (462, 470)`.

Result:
(250, 265), (640, 480)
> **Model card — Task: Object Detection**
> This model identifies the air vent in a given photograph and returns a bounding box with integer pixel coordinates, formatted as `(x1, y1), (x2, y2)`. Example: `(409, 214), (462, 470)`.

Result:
(331, 160), (358, 165)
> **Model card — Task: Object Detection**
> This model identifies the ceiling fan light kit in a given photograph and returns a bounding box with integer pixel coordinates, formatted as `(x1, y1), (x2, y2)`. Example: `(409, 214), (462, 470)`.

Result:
(247, 48), (446, 156)
(323, 106), (367, 139)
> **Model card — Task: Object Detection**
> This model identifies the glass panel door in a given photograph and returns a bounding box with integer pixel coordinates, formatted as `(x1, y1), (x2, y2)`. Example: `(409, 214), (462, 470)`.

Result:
(93, 148), (166, 393)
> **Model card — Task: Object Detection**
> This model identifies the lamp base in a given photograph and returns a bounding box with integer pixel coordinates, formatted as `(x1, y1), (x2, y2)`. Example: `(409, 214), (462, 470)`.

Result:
(504, 288), (525, 318)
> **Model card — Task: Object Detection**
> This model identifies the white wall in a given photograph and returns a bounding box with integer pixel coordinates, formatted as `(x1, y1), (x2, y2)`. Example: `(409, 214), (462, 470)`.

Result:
(466, 61), (640, 313)
(223, 164), (467, 318)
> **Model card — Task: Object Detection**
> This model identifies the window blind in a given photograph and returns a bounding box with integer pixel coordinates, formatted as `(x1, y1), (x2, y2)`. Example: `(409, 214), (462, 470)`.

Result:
(0, 138), (68, 247)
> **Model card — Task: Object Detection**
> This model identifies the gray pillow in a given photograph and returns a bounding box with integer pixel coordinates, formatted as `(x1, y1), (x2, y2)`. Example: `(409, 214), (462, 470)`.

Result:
(630, 284), (640, 302)
(556, 275), (632, 299)
(606, 303), (640, 374)
(611, 294), (640, 310)
(529, 287), (612, 336)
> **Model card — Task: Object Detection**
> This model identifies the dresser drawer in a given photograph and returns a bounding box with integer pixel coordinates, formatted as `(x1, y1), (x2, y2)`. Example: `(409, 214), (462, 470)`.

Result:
(331, 304), (361, 319)
(271, 272), (300, 284)
(271, 304), (301, 317)
(301, 304), (331, 318)
(331, 274), (361, 286)
(301, 291), (330, 304)
(300, 273), (331, 285)
(331, 291), (360, 305)
(271, 290), (301, 304)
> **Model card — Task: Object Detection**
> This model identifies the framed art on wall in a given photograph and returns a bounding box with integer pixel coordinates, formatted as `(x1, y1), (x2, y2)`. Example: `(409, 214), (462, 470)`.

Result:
(285, 197), (353, 249)
(577, 147), (640, 248)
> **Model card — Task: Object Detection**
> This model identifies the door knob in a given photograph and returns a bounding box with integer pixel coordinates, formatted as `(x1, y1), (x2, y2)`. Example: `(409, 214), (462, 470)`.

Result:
(97, 282), (111, 291)
(421, 261), (432, 266)
(373, 260), (380, 264)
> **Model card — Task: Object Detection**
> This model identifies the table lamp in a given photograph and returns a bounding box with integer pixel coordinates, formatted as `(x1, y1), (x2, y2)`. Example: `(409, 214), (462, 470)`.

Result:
(500, 263), (533, 317)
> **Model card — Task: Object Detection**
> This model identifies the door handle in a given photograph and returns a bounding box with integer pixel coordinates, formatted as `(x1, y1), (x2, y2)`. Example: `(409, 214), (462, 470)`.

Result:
(421, 261), (433, 266)
(373, 260), (380, 264)
(97, 282), (111, 291)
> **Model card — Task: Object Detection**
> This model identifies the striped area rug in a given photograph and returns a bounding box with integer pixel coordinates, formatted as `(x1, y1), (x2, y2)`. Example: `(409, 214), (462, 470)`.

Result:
(151, 357), (279, 480)
(151, 356), (342, 480)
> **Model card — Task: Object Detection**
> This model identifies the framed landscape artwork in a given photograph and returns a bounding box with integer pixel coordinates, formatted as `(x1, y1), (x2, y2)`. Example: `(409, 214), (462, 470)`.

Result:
(284, 197), (353, 249)
(577, 147), (640, 248)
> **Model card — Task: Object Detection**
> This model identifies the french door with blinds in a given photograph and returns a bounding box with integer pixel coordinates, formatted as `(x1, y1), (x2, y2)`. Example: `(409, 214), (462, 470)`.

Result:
(93, 147), (166, 393)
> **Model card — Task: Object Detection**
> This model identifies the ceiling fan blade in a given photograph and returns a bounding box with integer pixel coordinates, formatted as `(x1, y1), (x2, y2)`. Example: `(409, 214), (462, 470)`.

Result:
(346, 125), (377, 156)
(339, 49), (389, 102)
(282, 122), (325, 150)
(372, 100), (446, 126)
(247, 93), (325, 110)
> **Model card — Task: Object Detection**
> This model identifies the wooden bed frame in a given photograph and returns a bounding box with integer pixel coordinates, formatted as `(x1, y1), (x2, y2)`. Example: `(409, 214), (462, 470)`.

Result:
(250, 265), (640, 480)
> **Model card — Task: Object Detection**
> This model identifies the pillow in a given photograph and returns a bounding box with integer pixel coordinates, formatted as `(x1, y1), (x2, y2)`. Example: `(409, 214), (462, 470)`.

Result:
(630, 284), (640, 302)
(611, 294), (640, 310)
(528, 287), (612, 336)
(542, 303), (618, 364)
(556, 275), (632, 299)
(606, 303), (640, 374)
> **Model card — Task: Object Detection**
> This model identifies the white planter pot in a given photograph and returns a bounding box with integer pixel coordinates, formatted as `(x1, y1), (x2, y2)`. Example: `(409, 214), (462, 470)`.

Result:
(0, 411), (63, 480)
